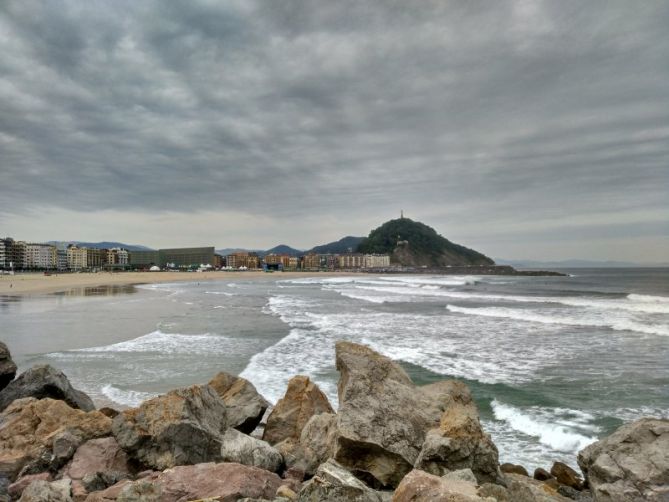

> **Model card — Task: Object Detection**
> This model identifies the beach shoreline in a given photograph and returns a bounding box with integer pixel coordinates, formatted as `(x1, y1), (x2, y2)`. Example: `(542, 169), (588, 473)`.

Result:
(0, 270), (342, 296)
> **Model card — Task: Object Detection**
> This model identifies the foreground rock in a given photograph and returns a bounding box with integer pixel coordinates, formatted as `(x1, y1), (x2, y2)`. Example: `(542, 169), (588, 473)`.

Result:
(0, 365), (95, 412)
(263, 375), (334, 446)
(19, 478), (72, 502)
(219, 429), (283, 472)
(0, 398), (111, 481)
(62, 437), (132, 485)
(298, 459), (383, 502)
(0, 342), (16, 392)
(208, 372), (269, 434)
(578, 418), (669, 501)
(112, 385), (227, 470)
(333, 342), (500, 488)
(88, 462), (282, 502)
(284, 412), (338, 476)
(415, 380), (501, 484)
(392, 469), (484, 501)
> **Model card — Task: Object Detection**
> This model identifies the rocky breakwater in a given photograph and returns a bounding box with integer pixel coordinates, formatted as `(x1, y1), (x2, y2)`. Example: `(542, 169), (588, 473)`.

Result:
(0, 339), (666, 501)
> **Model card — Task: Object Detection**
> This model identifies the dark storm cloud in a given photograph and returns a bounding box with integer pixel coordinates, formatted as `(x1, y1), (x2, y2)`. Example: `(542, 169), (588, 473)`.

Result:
(0, 0), (667, 257)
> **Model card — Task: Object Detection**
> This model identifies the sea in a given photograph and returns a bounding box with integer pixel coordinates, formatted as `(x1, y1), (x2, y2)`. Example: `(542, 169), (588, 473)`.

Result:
(1, 268), (668, 472)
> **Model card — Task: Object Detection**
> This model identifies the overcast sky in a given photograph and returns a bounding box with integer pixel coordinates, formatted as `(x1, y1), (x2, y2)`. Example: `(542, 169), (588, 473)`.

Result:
(1, 1), (667, 261)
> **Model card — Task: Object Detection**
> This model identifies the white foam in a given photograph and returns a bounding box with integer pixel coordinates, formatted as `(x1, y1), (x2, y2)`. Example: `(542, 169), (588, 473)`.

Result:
(344, 286), (669, 314)
(101, 384), (156, 408)
(72, 330), (248, 355)
(491, 400), (597, 453)
(205, 291), (234, 296)
(446, 305), (669, 337)
(628, 293), (669, 303)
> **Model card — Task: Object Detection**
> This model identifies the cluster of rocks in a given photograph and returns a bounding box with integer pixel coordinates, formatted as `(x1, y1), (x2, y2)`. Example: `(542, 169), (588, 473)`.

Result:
(0, 341), (667, 501)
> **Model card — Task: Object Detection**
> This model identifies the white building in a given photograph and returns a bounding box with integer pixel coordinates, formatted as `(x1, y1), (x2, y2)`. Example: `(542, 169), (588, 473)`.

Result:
(363, 254), (391, 268)
(24, 243), (57, 270)
(0, 239), (6, 269)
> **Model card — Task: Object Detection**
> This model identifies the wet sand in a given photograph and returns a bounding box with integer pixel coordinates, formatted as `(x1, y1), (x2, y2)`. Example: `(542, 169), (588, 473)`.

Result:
(0, 270), (340, 296)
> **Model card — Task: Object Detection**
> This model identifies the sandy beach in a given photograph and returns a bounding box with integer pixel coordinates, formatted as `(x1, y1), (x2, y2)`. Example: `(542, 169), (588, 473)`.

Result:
(0, 270), (337, 296)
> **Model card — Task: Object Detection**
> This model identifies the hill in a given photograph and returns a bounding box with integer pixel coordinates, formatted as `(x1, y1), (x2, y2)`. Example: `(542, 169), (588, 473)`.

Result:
(265, 244), (303, 256)
(48, 241), (153, 251)
(309, 236), (365, 254)
(357, 218), (493, 267)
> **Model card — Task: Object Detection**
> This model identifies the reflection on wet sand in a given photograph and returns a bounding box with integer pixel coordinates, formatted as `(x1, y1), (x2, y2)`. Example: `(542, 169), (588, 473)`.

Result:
(54, 284), (138, 297)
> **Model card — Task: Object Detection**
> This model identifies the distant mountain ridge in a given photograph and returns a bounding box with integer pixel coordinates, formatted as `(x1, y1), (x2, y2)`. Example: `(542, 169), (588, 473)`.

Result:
(357, 218), (493, 267)
(48, 241), (153, 252)
(265, 244), (303, 256)
(308, 236), (365, 254)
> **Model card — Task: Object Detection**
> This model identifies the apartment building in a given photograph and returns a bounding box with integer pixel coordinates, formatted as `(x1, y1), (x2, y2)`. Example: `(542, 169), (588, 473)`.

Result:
(67, 246), (87, 270)
(226, 252), (259, 269)
(24, 243), (57, 269)
(339, 253), (365, 268)
(107, 248), (129, 266)
(364, 254), (391, 268)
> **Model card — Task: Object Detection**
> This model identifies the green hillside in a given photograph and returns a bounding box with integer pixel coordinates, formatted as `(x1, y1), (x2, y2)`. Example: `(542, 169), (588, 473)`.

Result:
(357, 218), (494, 266)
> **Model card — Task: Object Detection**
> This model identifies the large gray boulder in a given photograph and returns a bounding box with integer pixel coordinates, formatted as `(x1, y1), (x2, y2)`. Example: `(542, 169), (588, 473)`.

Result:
(287, 412), (338, 476)
(208, 371), (269, 434)
(332, 342), (500, 488)
(219, 428), (283, 472)
(577, 418), (669, 501)
(298, 459), (383, 502)
(414, 381), (501, 484)
(111, 385), (227, 470)
(0, 365), (94, 412)
(0, 343), (16, 392)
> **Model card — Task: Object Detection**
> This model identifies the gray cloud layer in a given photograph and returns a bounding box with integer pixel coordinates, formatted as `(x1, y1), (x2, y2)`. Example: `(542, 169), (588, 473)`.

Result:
(1, 1), (667, 260)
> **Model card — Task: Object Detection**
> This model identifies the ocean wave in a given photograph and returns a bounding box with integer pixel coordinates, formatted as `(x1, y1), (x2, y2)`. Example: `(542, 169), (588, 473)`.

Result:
(491, 400), (598, 453)
(69, 330), (250, 355)
(101, 384), (156, 408)
(205, 291), (234, 296)
(345, 285), (669, 314)
(446, 305), (669, 337)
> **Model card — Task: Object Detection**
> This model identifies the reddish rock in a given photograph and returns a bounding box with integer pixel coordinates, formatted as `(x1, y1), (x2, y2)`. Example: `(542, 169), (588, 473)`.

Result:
(0, 398), (111, 481)
(64, 437), (131, 481)
(263, 375), (333, 446)
(8, 472), (51, 499)
(114, 462), (282, 502)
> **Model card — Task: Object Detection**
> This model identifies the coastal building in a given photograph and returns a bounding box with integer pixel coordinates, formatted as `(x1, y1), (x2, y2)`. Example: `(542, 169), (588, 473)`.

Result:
(214, 254), (224, 269)
(86, 248), (107, 269)
(302, 253), (320, 270)
(57, 249), (68, 271)
(160, 247), (215, 268)
(264, 254), (292, 269)
(288, 256), (300, 270)
(226, 252), (259, 270)
(364, 254), (391, 268)
(339, 253), (365, 268)
(66, 246), (85, 270)
(107, 248), (129, 266)
(129, 247), (215, 269)
(129, 250), (160, 268)
(0, 238), (7, 269)
(67, 246), (87, 270)
(23, 243), (57, 270)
